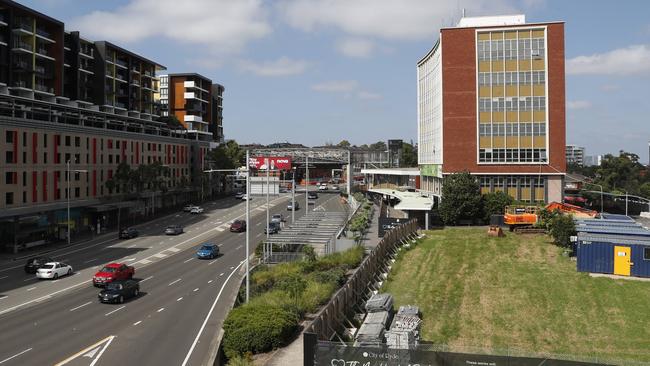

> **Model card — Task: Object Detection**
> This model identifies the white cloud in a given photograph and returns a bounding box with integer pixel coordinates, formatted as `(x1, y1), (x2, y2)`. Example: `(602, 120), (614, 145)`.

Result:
(357, 91), (382, 100)
(567, 100), (592, 110)
(238, 57), (309, 76)
(71, 0), (270, 54)
(566, 45), (650, 76)
(336, 38), (375, 58)
(311, 80), (359, 93)
(278, 0), (515, 40)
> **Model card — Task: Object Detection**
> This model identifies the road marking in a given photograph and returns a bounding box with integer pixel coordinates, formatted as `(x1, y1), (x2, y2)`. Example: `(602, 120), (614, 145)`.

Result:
(159, 241), (164, 245)
(23, 277), (37, 282)
(219, 273), (224, 276)
(84, 258), (97, 263)
(256, 233), (262, 237)
(177, 297), (183, 302)
(0, 348), (32, 364)
(157, 307), (165, 312)
(139, 259), (152, 265)
(168, 278), (181, 286)
(208, 280), (213, 284)
(26, 287), (36, 291)
(127, 244), (137, 249)
(133, 321), (142, 326)
(54, 335), (114, 366)
(123, 258), (136, 261)
(216, 227), (225, 232)
(208, 259), (217, 265)
(183, 258), (193, 263)
(230, 266), (234, 270)
(0, 275), (8, 280)
(70, 301), (92, 312)
(168, 247), (180, 252)
(235, 245), (243, 250)
(182, 260), (246, 366)
(153, 253), (167, 258)
(193, 288), (199, 292)
(140, 276), (153, 283)
(0, 295), (7, 300)
(35, 295), (51, 303)
(104, 306), (125, 316)
(256, 222), (262, 226)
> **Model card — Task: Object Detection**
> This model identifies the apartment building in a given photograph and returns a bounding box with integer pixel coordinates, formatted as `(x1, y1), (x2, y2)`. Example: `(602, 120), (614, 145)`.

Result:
(565, 144), (585, 166)
(417, 14), (565, 203)
(0, 1), (217, 252)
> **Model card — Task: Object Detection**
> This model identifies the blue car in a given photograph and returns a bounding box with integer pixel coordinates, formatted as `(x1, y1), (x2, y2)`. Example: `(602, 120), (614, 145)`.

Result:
(196, 243), (220, 259)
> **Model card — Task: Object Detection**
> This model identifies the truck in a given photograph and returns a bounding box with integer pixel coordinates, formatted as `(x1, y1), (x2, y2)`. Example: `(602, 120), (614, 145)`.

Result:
(93, 263), (135, 287)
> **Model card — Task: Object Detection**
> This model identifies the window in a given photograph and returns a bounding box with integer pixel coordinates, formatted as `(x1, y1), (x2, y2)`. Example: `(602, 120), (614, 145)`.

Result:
(479, 98), (491, 112)
(6, 151), (14, 164)
(23, 172), (26, 186)
(22, 191), (26, 203)
(43, 153), (47, 164)
(5, 131), (13, 143)
(5, 172), (15, 184)
(65, 135), (71, 146)
(644, 248), (650, 261)
(75, 187), (80, 198)
(6, 192), (13, 205)
(75, 136), (80, 147)
(22, 132), (27, 147)
(43, 134), (48, 148)
(23, 151), (26, 163)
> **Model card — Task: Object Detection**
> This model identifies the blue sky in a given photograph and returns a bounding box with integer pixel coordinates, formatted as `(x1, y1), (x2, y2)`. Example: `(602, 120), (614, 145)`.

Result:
(22, 0), (650, 163)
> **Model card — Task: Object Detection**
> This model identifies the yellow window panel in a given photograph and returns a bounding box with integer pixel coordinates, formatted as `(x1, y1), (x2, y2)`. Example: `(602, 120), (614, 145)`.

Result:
(508, 188), (518, 200)
(532, 59), (545, 70)
(480, 112), (492, 122)
(481, 187), (491, 194)
(520, 188), (532, 201)
(519, 61), (531, 71)
(504, 31), (517, 39)
(493, 137), (505, 148)
(506, 85), (518, 97)
(506, 136), (518, 147)
(507, 111), (518, 122)
(495, 186), (505, 192)
(479, 86), (491, 97)
(492, 87), (504, 97)
(492, 61), (504, 72)
(533, 111), (546, 121)
(505, 60), (518, 71)
(479, 137), (492, 149)
(533, 136), (546, 148)
(520, 111), (532, 122)
(519, 87), (531, 97)
(533, 85), (546, 96)
(492, 112), (504, 122)
(532, 30), (545, 38)
(491, 32), (504, 40)
(478, 33), (490, 41)
(519, 136), (533, 148)
(518, 30), (531, 38)
(478, 61), (491, 72)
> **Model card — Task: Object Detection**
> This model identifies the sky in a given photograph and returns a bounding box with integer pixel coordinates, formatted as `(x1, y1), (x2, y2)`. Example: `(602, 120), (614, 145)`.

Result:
(21, 0), (650, 163)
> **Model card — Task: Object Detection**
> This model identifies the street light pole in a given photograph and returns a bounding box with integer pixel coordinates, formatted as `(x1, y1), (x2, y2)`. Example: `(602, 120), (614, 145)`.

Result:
(245, 150), (250, 303)
(625, 190), (629, 217)
(305, 155), (309, 212)
(266, 158), (270, 240)
(67, 160), (70, 246)
(292, 168), (296, 224)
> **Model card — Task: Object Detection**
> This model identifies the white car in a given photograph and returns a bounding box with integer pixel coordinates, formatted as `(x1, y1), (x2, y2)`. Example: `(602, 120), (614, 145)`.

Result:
(318, 185), (328, 190)
(241, 194), (252, 201)
(183, 204), (195, 212)
(190, 206), (204, 214)
(36, 262), (73, 280)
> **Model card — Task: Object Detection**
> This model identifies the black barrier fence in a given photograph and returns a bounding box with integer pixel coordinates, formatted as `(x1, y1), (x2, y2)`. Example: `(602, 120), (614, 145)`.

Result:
(305, 336), (615, 366)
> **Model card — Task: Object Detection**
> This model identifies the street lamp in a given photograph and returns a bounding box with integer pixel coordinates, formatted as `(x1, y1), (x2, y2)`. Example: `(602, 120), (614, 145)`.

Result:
(585, 182), (604, 213)
(66, 160), (87, 245)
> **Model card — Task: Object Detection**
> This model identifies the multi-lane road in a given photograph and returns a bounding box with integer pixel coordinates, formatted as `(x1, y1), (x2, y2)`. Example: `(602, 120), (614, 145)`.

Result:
(0, 191), (346, 365)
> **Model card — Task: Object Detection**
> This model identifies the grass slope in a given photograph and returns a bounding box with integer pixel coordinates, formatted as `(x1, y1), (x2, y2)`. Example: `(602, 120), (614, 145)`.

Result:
(382, 227), (650, 363)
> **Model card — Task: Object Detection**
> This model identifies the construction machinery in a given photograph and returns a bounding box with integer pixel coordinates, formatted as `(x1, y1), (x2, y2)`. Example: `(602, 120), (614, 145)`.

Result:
(504, 202), (598, 232)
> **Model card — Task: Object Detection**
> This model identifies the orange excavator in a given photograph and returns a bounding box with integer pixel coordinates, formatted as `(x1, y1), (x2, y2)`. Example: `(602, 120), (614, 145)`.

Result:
(504, 202), (597, 231)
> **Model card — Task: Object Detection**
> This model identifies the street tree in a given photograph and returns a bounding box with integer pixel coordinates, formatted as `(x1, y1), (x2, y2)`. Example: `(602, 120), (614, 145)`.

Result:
(439, 172), (482, 225)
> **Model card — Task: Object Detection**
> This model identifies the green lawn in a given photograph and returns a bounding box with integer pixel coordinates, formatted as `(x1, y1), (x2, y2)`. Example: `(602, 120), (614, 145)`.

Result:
(382, 227), (650, 364)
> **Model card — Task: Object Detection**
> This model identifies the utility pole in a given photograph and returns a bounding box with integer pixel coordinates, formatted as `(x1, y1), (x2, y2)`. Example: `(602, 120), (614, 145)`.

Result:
(292, 168), (296, 223)
(305, 154), (309, 212)
(266, 158), (270, 239)
(245, 150), (250, 303)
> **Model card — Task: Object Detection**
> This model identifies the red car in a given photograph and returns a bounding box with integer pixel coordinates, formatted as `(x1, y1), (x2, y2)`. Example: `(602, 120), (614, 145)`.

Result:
(230, 220), (246, 232)
(93, 263), (135, 287)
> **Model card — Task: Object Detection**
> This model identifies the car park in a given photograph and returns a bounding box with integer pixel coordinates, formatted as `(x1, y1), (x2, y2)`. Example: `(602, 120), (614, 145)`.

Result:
(230, 220), (246, 232)
(93, 263), (135, 287)
(196, 243), (220, 259)
(119, 227), (139, 239)
(308, 192), (318, 199)
(190, 206), (204, 214)
(165, 225), (184, 235)
(264, 222), (281, 234)
(271, 214), (285, 223)
(36, 262), (73, 280)
(98, 280), (140, 304)
(24, 256), (54, 274)
(287, 202), (300, 210)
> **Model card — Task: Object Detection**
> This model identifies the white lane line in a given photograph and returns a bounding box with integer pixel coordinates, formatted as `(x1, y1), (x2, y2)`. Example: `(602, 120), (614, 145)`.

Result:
(181, 260), (245, 366)
(208, 280), (213, 284)
(0, 275), (9, 280)
(123, 258), (136, 262)
(104, 305), (125, 316)
(235, 245), (243, 250)
(127, 244), (137, 249)
(140, 276), (153, 283)
(0, 295), (7, 300)
(84, 258), (97, 263)
(54, 335), (114, 366)
(157, 307), (165, 313)
(256, 233), (262, 238)
(219, 273), (224, 277)
(183, 258), (193, 263)
(0, 348), (32, 364)
(229, 266), (234, 270)
(133, 321), (142, 326)
(26, 287), (36, 292)
(139, 259), (152, 265)
(153, 253), (166, 258)
(216, 227), (225, 232)
(158, 241), (164, 245)
(256, 222), (262, 226)
(168, 247), (180, 253)
(193, 288), (199, 292)
(177, 297), (183, 302)
(69, 301), (92, 312)
(208, 259), (217, 265)
(23, 277), (37, 282)
(168, 278), (181, 286)
(35, 295), (51, 303)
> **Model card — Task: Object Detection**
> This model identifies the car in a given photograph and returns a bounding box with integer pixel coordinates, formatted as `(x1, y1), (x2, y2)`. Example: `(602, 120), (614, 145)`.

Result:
(190, 206), (204, 214)
(165, 225), (184, 235)
(196, 243), (220, 259)
(183, 204), (195, 212)
(234, 192), (245, 199)
(308, 192), (318, 199)
(230, 220), (246, 232)
(287, 202), (300, 211)
(279, 187), (289, 193)
(318, 185), (328, 191)
(93, 263), (135, 287)
(271, 214), (285, 223)
(264, 222), (281, 234)
(98, 280), (140, 304)
(36, 262), (73, 280)
(119, 227), (139, 239)
(241, 194), (252, 201)
(329, 185), (339, 190)
(24, 256), (54, 274)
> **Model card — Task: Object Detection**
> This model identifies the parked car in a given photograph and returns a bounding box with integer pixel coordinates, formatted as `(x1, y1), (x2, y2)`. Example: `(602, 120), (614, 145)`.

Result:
(279, 187), (290, 193)
(36, 262), (73, 280)
(264, 222), (281, 234)
(183, 204), (195, 212)
(24, 256), (54, 274)
(190, 206), (204, 214)
(234, 192), (245, 199)
(287, 202), (300, 211)
(196, 243), (220, 259)
(329, 185), (339, 190)
(230, 220), (246, 232)
(93, 263), (135, 287)
(308, 192), (318, 199)
(318, 184), (328, 191)
(241, 194), (252, 201)
(119, 227), (139, 239)
(271, 214), (284, 223)
(165, 225), (184, 235)
(98, 280), (140, 304)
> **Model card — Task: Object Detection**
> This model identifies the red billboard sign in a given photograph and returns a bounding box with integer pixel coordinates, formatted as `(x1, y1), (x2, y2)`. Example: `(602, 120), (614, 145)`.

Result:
(248, 157), (292, 170)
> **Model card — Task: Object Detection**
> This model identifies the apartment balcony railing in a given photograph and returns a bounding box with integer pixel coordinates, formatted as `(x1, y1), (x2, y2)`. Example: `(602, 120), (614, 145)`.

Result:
(115, 58), (128, 68)
(35, 28), (51, 39)
(13, 21), (33, 33)
(0, 13), (7, 23)
(13, 80), (28, 88)
(34, 65), (45, 74)
(13, 40), (33, 51)
(13, 60), (31, 70)
(80, 47), (94, 58)
(36, 48), (51, 57)
(115, 102), (126, 109)
(34, 83), (54, 94)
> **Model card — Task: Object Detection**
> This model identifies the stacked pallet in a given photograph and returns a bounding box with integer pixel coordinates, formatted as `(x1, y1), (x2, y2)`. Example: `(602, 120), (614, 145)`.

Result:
(354, 310), (390, 347)
(365, 293), (394, 313)
(386, 305), (421, 350)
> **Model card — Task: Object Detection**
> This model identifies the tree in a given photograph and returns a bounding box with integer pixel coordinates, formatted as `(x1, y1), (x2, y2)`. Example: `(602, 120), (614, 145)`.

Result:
(641, 182), (650, 199)
(548, 214), (576, 248)
(439, 172), (482, 225)
(369, 141), (387, 151)
(595, 151), (645, 193)
(337, 140), (351, 148)
(208, 140), (244, 170)
(400, 142), (418, 167)
(482, 191), (514, 223)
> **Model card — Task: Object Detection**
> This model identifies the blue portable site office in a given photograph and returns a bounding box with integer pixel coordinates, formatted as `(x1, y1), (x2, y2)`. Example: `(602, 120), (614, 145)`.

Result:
(576, 218), (650, 278)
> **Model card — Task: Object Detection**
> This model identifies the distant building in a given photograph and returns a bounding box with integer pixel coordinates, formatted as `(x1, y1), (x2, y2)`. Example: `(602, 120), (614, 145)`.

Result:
(583, 155), (602, 167)
(566, 145), (585, 166)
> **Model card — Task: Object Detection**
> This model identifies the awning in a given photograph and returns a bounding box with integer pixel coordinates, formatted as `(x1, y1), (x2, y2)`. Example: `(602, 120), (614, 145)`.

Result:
(368, 188), (434, 211)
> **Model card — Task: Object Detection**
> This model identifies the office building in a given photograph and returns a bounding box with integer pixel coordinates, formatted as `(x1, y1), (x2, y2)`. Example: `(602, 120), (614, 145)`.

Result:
(417, 14), (565, 202)
(565, 144), (585, 166)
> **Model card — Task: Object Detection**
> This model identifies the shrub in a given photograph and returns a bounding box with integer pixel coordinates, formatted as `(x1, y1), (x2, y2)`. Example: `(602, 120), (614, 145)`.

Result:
(227, 354), (254, 366)
(310, 267), (347, 287)
(439, 172), (482, 225)
(482, 191), (513, 223)
(222, 303), (299, 359)
(548, 214), (576, 248)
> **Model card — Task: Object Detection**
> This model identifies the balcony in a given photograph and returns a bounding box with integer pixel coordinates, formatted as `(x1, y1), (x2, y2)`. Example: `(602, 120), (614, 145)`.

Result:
(80, 47), (94, 59)
(12, 40), (33, 52)
(184, 114), (205, 123)
(34, 83), (54, 94)
(13, 60), (32, 71)
(36, 47), (55, 60)
(0, 13), (7, 26)
(115, 58), (128, 68)
(35, 28), (54, 43)
(12, 80), (30, 89)
(13, 20), (33, 34)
